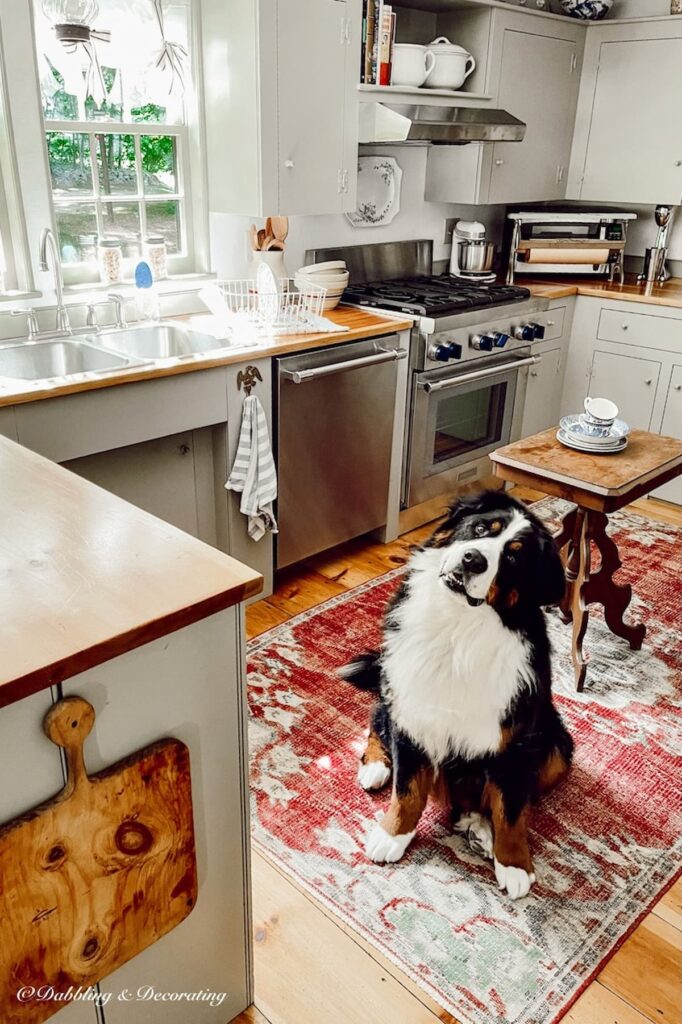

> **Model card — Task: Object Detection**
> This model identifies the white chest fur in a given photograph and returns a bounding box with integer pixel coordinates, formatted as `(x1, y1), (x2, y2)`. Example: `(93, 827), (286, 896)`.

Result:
(382, 550), (533, 764)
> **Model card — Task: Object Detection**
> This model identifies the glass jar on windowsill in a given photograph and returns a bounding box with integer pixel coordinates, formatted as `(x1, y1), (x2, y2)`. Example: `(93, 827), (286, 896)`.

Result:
(144, 235), (168, 281)
(98, 239), (123, 285)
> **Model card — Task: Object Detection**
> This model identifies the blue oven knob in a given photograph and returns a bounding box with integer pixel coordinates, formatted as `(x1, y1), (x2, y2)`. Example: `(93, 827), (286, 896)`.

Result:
(492, 332), (510, 348)
(528, 321), (546, 340)
(429, 344), (452, 362)
(471, 333), (494, 352)
(513, 324), (535, 342)
(447, 341), (463, 360)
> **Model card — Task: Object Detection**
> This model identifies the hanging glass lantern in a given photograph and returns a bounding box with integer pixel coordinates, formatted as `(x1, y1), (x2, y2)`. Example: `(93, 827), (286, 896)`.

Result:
(42, 0), (100, 44)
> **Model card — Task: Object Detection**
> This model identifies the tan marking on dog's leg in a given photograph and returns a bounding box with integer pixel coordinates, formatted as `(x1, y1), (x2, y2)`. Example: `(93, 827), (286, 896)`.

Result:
(538, 748), (571, 793)
(358, 728), (392, 791)
(361, 729), (391, 768)
(382, 766), (433, 837)
(488, 784), (532, 871)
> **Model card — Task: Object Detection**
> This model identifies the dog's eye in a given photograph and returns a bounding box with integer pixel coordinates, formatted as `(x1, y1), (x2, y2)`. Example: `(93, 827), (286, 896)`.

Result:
(474, 523), (487, 537)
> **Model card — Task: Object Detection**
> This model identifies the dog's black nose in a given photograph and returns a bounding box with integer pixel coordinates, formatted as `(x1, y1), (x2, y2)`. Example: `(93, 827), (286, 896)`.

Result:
(462, 549), (487, 575)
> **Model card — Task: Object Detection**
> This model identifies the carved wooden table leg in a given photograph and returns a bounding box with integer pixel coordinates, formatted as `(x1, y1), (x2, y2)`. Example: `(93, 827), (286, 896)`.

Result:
(556, 507), (582, 625)
(568, 510), (591, 691)
(581, 509), (647, 652)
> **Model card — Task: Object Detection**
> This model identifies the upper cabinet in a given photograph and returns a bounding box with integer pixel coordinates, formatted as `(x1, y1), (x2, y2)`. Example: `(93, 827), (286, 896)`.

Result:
(567, 20), (682, 205)
(201, 0), (360, 216)
(425, 9), (585, 206)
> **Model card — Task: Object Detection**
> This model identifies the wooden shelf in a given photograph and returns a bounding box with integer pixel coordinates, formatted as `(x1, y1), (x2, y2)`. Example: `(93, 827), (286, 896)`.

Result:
(357, 83), (492, 101)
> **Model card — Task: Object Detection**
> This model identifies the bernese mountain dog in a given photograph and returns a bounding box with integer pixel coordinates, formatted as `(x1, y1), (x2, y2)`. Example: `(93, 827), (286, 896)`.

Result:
(340, 490), (573, 900)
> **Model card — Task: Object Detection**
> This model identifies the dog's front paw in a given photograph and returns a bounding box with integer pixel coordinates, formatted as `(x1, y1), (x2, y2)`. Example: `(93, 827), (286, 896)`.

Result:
(358, 760), (391, 791)
(365, 822), (415, 863)
(455, 812), (493, 860)
(494, 858), (535, 900)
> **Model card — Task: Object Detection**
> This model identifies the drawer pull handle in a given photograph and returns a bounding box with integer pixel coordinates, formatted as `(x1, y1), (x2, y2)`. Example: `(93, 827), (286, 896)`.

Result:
(674, 384), (681, 391)
(621, 323), (629, 330)
(547, 320), (555, 326)
(495, 159), (504, 166)
(530, 370), (538, 377)
(644, 378), (653, 385)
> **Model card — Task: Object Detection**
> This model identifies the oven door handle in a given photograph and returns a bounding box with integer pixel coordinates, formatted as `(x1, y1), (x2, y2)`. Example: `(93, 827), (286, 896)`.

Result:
(281, 346), (407, 384)
(419, 355), (541, 394)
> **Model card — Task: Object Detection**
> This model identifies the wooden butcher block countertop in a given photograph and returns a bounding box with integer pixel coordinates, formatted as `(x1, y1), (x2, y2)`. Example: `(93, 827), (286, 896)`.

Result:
(524, 274), (682, 308)
(0, 306), (413, 409)
(0, 436), (263, 709)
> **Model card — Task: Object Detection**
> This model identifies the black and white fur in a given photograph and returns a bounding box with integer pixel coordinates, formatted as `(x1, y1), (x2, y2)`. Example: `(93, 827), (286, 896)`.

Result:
(341, 490), (573, 900)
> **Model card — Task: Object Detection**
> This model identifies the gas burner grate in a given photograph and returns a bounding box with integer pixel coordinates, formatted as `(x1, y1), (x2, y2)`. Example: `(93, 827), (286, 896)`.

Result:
(342, 275), (531, 316)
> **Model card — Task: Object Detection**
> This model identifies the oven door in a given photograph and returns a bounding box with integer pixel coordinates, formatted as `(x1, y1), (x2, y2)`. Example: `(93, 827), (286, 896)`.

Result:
(405, 354), (537, 508)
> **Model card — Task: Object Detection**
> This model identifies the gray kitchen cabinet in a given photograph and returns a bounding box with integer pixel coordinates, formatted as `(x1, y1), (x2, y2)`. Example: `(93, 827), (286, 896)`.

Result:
(201, 0), (360, 216)
(425, 10), (583, 205)
(568, 20), (682, 204)
(588, 349), (661, 431)
(521, 346), (563, 439)
(655, 365), (682, 505)
(64, 429), (218, 547)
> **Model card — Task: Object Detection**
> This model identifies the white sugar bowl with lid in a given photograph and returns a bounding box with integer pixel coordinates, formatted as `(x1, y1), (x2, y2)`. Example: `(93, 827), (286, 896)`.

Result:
(424, 37), (476, 90)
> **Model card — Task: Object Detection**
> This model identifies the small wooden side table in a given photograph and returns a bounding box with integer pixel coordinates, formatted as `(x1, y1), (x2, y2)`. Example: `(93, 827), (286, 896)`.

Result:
(490, 428), (682, 690)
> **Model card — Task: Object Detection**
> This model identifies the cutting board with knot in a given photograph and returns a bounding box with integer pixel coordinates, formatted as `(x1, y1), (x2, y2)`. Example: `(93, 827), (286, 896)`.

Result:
(0, 696), (198, 1024)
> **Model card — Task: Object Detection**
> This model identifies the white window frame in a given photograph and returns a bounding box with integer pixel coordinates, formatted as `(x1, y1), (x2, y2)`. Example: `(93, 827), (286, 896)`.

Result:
(47, 118), (195, 286)
(0, 0), (208, 303)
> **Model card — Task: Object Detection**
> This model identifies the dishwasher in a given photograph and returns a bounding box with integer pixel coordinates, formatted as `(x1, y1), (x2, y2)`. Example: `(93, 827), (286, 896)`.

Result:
(276, 334), (405, 569)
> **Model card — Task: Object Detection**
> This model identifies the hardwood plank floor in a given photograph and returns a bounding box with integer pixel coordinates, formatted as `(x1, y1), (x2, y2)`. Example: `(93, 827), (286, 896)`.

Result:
(244, 489), (680, 1024)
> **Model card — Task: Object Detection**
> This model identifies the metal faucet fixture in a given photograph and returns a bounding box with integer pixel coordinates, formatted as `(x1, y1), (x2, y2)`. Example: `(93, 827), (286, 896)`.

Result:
(39, 227), (71, 334)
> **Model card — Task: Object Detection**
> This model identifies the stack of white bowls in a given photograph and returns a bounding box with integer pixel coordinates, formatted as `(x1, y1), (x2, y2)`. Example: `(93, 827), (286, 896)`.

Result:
(295, 260), (350, 312)
(557, 397), (630, 454)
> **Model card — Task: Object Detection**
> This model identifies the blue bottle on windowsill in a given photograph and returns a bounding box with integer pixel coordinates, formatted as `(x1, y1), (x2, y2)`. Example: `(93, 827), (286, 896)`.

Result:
(134, 260), (160, 322)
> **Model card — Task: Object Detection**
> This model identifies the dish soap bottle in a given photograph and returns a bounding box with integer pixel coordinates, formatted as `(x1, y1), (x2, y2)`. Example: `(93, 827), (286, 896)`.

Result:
(134, 260), (160, 321)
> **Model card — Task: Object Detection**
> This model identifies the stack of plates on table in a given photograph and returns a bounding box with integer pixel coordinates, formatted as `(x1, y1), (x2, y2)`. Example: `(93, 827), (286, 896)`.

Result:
(557, 414), (630, 454)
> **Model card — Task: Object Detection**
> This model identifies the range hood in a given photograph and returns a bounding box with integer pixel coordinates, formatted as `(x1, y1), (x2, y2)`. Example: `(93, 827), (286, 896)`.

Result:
(359, 102), (526, 145)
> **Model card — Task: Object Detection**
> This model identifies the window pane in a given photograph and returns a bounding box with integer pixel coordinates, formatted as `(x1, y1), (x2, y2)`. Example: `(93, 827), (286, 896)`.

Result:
(95, 134), (137, 194)
(146, 201), (181, 254)
(47, 132), (93, 197)
(54, 204), (98, 264)
(142, 136), (178, 194)
(101, 202), (141, 259)
(33, 0), (189, 125)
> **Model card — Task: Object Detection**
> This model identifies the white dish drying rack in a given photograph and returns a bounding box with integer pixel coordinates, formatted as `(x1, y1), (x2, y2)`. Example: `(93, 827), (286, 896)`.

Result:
(215, 277), (328, 336)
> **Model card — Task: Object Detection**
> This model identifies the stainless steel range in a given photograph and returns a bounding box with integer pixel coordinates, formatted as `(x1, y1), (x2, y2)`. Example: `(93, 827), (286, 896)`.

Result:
(309, 240), (551, 519)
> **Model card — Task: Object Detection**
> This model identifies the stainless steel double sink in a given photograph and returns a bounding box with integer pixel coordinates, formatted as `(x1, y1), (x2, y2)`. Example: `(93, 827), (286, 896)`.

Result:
(0, 324), (228, 383)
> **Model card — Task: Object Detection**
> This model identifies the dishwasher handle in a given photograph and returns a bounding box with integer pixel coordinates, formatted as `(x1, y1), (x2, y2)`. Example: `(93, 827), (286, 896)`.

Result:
(419, 355), (541, 394)
(281, 346), (407, 384)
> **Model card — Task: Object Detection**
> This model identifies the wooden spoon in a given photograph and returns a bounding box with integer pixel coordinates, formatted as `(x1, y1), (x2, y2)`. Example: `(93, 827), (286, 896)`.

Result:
(265, 216), (273, 238)
(264, 237), (285, 251)
(256, 229), (266, 249)
(271, 215), (289, 244)
(261, 233), (275, 250)
(250, 224), (259, 251)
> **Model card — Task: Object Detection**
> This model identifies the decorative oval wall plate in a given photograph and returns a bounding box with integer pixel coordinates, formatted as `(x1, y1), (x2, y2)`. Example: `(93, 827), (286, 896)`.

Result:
(346, 157), (403, 228)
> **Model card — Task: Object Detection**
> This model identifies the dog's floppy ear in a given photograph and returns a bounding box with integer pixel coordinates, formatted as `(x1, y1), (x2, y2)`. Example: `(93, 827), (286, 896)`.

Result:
(533, 530), (566, 607)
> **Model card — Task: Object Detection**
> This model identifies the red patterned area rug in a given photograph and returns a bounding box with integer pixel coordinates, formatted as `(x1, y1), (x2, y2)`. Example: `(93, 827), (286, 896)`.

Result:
(247, 504), (682, 1024)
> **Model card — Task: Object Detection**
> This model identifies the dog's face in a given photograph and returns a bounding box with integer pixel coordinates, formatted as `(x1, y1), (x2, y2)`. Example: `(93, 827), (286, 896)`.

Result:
(426, 491), (565, 612)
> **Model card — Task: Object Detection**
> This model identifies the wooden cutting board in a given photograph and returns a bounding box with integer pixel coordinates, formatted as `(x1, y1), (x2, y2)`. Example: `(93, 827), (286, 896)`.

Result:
(0, 696), (198, 1024)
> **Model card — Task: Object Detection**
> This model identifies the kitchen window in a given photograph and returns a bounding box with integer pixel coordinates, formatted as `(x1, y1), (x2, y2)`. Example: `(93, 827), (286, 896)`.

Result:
(31, 0), (198, 285)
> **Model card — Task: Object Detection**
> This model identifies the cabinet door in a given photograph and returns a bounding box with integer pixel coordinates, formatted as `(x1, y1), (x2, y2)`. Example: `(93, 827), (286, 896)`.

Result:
(580, 37), (682, 204)
(654, 365), (682, 505)
(276, 0), (349, 214)
(488, 31), (579, 204)
(588, 349), (661, 430)
(63, 432), (203, 539)
(521, 347), (563, 438)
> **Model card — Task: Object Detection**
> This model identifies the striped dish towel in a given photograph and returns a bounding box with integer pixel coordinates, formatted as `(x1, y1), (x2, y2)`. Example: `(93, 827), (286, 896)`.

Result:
(225, 395), (278, 541)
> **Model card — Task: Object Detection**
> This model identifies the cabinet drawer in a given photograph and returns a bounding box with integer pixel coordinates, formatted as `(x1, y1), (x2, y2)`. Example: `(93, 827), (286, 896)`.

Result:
(597, 308), (681, 350)
(540, 306), (566, 342)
